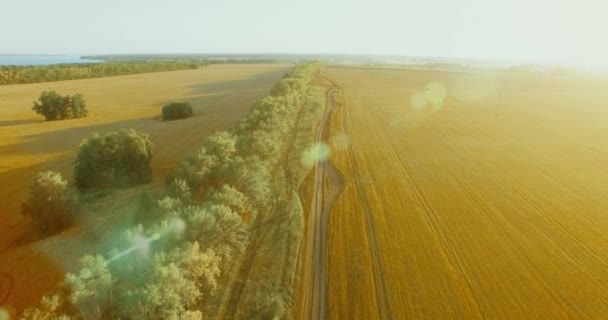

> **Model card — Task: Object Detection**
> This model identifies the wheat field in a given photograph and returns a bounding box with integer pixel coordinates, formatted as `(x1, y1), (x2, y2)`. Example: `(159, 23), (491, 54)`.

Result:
(324, 66), (608, 319)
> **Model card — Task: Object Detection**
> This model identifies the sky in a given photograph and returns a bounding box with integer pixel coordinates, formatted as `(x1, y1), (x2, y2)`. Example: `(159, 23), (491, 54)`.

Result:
(1, 0), (607, 66)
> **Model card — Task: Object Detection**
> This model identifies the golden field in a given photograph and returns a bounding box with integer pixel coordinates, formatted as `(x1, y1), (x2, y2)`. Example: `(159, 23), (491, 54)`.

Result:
(324, 66), (608, 319)
(0, 64), (288, 312)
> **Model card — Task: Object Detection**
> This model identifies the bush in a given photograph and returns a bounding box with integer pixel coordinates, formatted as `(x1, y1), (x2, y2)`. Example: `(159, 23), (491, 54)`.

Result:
(162, 102), (193, 120)
(75, 129), (153, 190)
(21, 171), (77, 236)
(32, 91), (88, 120)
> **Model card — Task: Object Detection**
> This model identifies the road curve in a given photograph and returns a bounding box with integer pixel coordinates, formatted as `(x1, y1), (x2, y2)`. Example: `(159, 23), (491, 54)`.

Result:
(298, 87), (345, 320)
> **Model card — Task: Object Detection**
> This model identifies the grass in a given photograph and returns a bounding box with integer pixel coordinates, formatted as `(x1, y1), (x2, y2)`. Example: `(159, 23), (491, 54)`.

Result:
(0, 64), (289, 313)
(324, 66), (608, 319)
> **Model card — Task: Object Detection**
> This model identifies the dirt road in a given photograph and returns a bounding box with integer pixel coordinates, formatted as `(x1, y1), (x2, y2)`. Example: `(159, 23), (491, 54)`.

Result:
(298, 88), (345, 319)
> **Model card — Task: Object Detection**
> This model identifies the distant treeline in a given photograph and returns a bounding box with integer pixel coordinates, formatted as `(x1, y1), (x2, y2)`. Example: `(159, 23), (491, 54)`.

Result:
(0, 61), (199, 85)
(81, 53), (312, 65)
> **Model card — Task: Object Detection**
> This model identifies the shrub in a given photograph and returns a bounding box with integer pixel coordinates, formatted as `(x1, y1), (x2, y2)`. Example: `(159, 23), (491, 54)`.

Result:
(32, 91), (88, 120)
(21, 171), (77, 236)
(162, 102), (193, 120)
(75, 129), (153, 190)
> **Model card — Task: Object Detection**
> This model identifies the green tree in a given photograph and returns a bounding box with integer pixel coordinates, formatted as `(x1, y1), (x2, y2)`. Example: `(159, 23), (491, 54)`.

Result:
(134, 242), (220, 319)
(74, 129), (153, 190)
(166, 179), (192, 204)
(22, 294), (72, 320)
(21, 171), (77, 237)
(162, 102), (193, 120)
(32, 91), (88, 120)
(207, 184), (251, 218)
(65, 255), (113, 320)
(68, 94), (88, 118)
(186, 204), (249, 261)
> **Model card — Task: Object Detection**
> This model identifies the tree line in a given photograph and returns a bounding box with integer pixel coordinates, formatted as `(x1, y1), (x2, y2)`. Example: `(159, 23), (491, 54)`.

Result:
(0, 61), (199, 85)
(80, 53), (315, 65)
(22, 62), (323, 319)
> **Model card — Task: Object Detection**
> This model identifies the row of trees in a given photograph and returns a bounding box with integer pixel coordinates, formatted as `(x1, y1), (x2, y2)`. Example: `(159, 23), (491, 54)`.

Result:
(0, 61), (199, 85)
(23, 62), (322, 319)
(80, 54), (300, 65)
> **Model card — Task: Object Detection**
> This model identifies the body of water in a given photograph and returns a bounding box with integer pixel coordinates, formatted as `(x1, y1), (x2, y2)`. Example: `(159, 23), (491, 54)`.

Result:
(0, 55), (102, 66)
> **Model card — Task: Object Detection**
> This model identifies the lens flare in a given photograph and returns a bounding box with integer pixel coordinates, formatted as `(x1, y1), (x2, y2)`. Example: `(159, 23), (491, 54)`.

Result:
(79, 268), (92, 280)
(170, 216), (186, 235)
(452, 73), (497, 102)
(329, 132), (350, 151)
(301, 142), (330, 167)
(133, 234), (151, 258)
(424, 81), (447, 110)
(410, 92), (428, 110)
(0, 307), (9, 320)
(106, 217), (188, 265)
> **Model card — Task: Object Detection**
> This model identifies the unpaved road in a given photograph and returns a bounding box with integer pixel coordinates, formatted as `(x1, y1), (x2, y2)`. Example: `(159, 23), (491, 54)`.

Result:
(298, 88), (345, 319)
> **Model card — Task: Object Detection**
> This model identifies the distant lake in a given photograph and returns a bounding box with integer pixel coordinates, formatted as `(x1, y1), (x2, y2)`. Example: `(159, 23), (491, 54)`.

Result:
(0, 55), (103, 66)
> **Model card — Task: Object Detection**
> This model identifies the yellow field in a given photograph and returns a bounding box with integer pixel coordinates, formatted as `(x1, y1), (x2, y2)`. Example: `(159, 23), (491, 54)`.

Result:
(0, 65), (288, 312)
(324, 66), (608, 319)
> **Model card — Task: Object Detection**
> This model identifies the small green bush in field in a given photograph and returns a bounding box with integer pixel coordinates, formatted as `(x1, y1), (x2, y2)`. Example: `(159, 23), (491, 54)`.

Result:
(33, 91), (88, 120)
(75, 129), (153, 190)
(22, 171), (77, 236)
(162, 102), (193, 120)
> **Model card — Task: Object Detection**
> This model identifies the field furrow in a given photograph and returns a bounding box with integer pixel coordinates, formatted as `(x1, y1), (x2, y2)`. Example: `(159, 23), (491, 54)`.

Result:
(325, 66), (608, 319)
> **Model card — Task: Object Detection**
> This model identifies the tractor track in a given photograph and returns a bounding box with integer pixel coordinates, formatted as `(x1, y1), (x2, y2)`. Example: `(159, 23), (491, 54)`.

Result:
(298, 86), (346, 320)
(340, 88), (393, 320)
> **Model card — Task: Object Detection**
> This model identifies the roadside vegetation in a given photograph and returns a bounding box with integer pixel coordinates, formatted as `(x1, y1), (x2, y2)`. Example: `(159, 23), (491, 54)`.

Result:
(162, 102), (193, 120)
(0, 61), (199, 85)
(32, 91), (88, 120)
(22, 62), (323, 319)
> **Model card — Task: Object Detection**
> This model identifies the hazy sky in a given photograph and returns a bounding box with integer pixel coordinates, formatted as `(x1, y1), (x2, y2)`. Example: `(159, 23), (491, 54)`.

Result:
(1, 0), (607, 65)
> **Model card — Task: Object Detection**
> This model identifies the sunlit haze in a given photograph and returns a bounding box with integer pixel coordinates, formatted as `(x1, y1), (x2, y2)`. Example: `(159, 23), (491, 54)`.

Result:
(1, 0), (607, 66)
